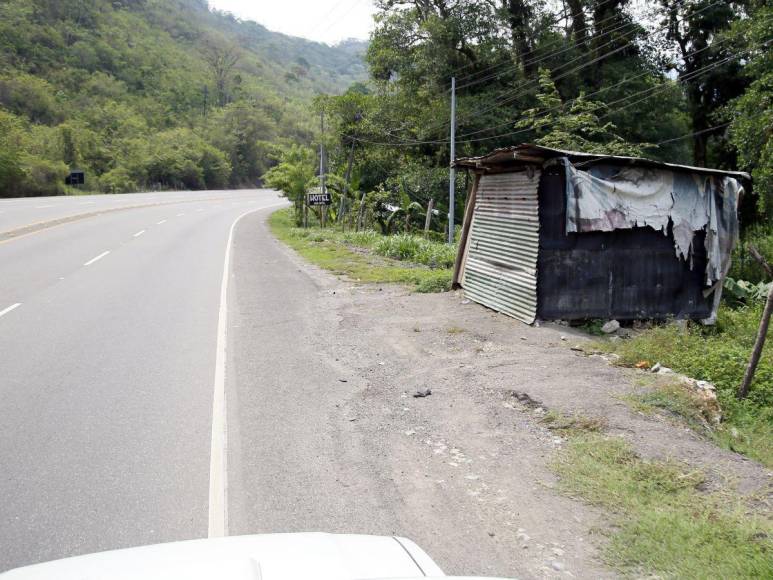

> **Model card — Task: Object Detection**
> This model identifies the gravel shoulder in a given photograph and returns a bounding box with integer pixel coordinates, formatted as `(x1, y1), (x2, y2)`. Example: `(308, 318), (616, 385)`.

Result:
(229, 210), (771, 579)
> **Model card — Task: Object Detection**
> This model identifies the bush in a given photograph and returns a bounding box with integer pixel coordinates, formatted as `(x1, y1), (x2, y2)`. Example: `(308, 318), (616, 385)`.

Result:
(99, 166), (139, 193)
(373, 233), (457, 269)
(20, 156), (67, 196)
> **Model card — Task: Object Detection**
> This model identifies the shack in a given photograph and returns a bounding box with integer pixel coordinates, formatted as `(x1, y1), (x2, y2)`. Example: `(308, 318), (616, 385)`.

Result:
(453, 144), (750, 325)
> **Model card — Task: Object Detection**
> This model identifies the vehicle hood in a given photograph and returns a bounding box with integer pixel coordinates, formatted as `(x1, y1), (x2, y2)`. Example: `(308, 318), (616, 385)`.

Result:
(1, 533), (448, 580)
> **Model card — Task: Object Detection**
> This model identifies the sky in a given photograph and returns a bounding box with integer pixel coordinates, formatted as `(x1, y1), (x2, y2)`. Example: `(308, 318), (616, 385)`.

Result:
(207, 0), (377, 45)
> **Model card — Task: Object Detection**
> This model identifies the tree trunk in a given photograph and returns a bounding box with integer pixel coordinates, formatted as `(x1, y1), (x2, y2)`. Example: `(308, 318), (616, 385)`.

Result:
(504, 0), (534, 75)
(565, 0), (588, 49)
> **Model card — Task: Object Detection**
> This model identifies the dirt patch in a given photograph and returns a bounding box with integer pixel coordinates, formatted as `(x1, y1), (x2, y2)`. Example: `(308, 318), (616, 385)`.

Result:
(271, 236), (772, 578)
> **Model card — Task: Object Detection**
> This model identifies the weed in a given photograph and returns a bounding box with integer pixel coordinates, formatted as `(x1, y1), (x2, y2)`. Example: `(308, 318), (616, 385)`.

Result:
(447, 326), (465, 335)
(269, 208), (454, 293)
(578, 319), (607, 336)
(555, 433), (773, 578)
(541, 411), (607, 434)
(634, 383), (718, 431)
(414, 271), (453, 293)
(373, 233), (457, 269)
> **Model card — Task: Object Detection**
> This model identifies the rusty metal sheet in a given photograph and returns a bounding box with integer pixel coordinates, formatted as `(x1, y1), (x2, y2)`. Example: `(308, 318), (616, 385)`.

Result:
(462, 170), (540, 323)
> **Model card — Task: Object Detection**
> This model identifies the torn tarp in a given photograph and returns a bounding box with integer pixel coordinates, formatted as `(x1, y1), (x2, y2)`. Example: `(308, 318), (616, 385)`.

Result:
(554, 158), (741, 290)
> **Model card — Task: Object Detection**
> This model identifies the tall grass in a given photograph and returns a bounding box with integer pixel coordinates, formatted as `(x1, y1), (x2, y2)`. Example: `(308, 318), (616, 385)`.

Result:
(373, 233), (457, 269)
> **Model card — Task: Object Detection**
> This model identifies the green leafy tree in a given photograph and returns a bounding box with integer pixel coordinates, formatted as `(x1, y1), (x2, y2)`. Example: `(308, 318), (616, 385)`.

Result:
(262, 145), (316, 224)
(515, 69), (647, 156)
(727, 2), (772, 219)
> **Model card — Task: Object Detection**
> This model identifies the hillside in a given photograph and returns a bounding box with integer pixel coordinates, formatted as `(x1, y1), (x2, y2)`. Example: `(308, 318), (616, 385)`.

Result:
(0, 0), (367, 197)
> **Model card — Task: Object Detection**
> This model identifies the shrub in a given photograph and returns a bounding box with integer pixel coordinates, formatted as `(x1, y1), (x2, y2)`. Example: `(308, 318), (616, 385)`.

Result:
(373, 233), (457, 269)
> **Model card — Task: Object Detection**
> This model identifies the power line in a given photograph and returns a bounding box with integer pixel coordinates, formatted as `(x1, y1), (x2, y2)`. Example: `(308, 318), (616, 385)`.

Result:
(646, 122), (733, 147)
(456, 33), (734, 141)
(451, 0), (619, 85)
(377, 0), (725, 143)
(346, 41), (762, 148)
(455, 2), (635, 90)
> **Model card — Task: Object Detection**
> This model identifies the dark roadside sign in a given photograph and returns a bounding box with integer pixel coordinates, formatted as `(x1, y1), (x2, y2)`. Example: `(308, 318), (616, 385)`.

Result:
(307, 191), (332, 206)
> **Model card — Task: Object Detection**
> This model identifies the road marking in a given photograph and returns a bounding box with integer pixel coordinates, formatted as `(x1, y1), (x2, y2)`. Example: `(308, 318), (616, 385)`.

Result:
(176, 213), (185, 217)
(0, 303), (21, 318)
(208, 200), (288, 539)
(196, 208), (204, 212)
(133, 230), (146, 238)
(35, 205), (57, 209)
(83, 250), (110, 266)
(156, 219), (167, 225)
(79, 201), (95, 205)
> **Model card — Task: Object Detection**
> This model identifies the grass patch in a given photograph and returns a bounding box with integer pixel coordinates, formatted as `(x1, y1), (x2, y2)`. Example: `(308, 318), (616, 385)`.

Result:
(627, 383), (718, 430)
(269, 208), (453, 293)
(601, 304), (773, 468)
(541, 410), (607, 435)
(555, 433), (773, 578)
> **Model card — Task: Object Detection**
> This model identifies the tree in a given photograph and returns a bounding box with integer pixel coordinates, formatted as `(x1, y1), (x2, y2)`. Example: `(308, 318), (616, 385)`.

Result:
(659, 0), (748, 166)
(515, 69), (646, 156)
(202, 39), (240, 108)
(727, 2), (772, 220)
(262, 145), (316, 224)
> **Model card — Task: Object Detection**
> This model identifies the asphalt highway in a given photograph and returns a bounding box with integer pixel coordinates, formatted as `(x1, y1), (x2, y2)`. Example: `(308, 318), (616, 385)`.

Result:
(0, 190), (287, 571)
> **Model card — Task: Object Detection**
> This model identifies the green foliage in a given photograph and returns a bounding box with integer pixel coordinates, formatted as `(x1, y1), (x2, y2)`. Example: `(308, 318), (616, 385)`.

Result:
(555, 433), (773, 577)
(730, 224), (773, 284)
(268, 208), (454, 293)
(373, 234), (457, 269)
(723, 277), (772, 306)
(0, 0), (366, 197)
(605, 306), (773, 467)
(727, 4), (773, 218)
(261, 145), (316, 224)
(516, 69), (648, 156)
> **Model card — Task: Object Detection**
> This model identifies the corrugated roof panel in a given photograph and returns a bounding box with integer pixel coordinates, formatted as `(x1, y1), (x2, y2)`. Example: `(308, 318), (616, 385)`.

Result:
(461, 171), (540, 324)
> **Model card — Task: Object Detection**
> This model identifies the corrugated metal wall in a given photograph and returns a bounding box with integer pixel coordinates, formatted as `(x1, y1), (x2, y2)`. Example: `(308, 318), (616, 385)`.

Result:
(462, 170), (541, 323)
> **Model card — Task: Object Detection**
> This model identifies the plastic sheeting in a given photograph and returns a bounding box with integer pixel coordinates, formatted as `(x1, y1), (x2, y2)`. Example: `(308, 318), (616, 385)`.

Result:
(555, 159), (742, 291)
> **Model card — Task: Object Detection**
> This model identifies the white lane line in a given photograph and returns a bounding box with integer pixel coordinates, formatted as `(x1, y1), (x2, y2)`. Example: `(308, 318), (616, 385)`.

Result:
(196, 208), (204, 212)
(133, 230), (146, 238)
(79, 201), (96, 205)
(83, 251), (110, 266)
(208, 200), (288, 539)
(176, 213), (185, 217)
(35, 205), (57, 209)
(156, 219), (167, 225)
(0, 303), (22, 318)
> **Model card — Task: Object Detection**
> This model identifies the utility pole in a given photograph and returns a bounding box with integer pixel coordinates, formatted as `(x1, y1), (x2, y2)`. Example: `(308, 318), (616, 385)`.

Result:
(319, 110), (326, 227)
(448, 76), (456, 244)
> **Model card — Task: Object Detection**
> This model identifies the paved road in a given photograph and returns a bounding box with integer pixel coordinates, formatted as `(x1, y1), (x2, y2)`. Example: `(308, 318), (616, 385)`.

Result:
(0, 191), (246, 236)
(0, 190), (286, 571)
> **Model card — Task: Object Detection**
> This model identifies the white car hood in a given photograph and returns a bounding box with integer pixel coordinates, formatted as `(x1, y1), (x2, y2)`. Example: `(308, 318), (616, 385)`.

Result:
(1, 533), (446, 580)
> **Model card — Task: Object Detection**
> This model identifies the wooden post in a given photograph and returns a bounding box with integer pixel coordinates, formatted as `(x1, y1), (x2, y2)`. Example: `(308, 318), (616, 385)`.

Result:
(424, 199), (434, 235)
(737, 246), (773, 400)
(356, 191), (367, 232)
(452, 173), (480, 288)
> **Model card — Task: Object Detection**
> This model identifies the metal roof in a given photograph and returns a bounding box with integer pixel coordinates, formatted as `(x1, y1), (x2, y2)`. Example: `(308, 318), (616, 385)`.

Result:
(453, 143), (751, 181)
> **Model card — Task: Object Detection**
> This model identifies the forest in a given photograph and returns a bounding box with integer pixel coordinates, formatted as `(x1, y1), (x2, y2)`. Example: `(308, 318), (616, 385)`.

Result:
(0, 0), (366, 197)
(265, 0), (771, 234)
